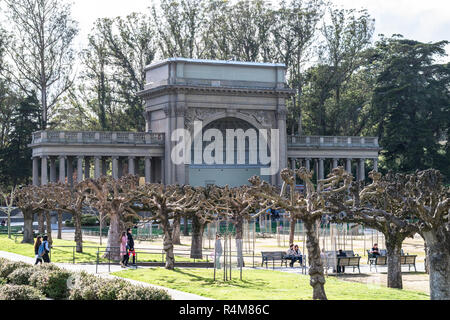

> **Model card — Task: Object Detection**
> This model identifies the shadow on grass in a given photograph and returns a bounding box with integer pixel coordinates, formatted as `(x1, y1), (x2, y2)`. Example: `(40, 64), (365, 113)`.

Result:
(171, 268), (270, 289)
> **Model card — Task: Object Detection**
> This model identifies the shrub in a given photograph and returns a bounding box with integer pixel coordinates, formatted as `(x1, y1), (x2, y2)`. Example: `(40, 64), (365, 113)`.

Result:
(29, 269), (71, 299)
(68, 272), (101, 300)
(34, 263), (61, 272)
(0, 277), (6, 285)
(68, 272), (128, 300)
(7, 267), (34, 285)
(0, 284), (43, 300)
(66, 215), (99, 227)
(0, 261), (30, 278)
(117, 285), (172, 300)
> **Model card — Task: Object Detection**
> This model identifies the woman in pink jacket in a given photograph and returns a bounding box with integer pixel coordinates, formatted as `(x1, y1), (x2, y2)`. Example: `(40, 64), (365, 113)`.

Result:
(120, 231), (128, 267)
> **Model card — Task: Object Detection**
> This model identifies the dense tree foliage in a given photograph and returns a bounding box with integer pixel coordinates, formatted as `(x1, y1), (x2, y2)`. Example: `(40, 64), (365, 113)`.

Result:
(0, 0), (449, 186)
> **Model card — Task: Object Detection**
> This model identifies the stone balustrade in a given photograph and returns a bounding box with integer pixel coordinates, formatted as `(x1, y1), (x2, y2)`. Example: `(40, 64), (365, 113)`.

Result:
(31, 131), (165, 145)
(287, 135), (379, 148)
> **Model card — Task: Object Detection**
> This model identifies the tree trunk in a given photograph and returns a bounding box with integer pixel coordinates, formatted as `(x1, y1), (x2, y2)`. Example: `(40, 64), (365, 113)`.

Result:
(235, 216), (245, 267)
(57, 211), (62, 239)
(172, 216), (181, 245)
(45, 211), (52, 245)
(422, 229), (450, 300)
(161, 214), (175, 270)
(289, 217), (296, 245)
(304, 219), (327, 300)
(183, 217), (189, 236)
(105, 212), (121, 261)
(73, 212), (83, 253)
(21, 209), (34, 244)
(190, 216), (204, 259)
(424, 241), (430, 274)
(385, 235), (403, 289)
(38, 211), (45, 234)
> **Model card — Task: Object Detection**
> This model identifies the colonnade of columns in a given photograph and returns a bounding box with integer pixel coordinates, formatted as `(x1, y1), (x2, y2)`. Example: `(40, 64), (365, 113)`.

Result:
(288, 157), (378, 183)
(32, 155), (165, 186)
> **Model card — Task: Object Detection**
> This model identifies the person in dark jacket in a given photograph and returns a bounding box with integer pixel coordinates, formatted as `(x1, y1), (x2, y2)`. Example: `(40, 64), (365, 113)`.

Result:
(337, 249), (347, 273)
(41, 235), (51, 263)
(126, 228), (136, 266)
(34, 236), (43, 265)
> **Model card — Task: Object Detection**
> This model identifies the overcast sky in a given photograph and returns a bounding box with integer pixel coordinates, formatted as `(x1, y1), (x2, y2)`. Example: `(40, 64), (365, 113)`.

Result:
(69, 0), (450, 57)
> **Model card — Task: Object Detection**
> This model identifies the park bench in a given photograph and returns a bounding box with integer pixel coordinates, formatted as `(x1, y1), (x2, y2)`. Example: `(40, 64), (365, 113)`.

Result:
(400, 255), (417, 272)
(337, 256), (361, 273)
(261, 251), (288, 269)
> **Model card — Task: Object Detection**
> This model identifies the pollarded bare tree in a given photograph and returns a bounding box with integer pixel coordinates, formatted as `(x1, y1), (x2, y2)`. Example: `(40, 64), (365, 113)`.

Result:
(135, 184), (201, 270)
(184, 186), (218, 260)
(248, 167), (349, 300)
(324, 170), (419, 289)
(82, 175), (140, 260)
(45, 182), (86, 253)
(0, 186), (17, 239)
(211, 184), (271, 267)
(15, 185), (45, 244)
(404, 169), (450, 300)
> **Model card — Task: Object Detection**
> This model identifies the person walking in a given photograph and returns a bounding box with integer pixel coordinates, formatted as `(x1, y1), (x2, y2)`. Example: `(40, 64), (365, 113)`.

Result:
(34, 236), (43, 265)
(41, 235), (51, 263)
(126, 228), (136, 266)
(214, 234), (223, 269)
(119, 231), (128, 268)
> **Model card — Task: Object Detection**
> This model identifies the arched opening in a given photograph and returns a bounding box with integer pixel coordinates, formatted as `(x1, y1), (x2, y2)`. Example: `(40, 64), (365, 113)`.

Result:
(188, 117), (272, 187)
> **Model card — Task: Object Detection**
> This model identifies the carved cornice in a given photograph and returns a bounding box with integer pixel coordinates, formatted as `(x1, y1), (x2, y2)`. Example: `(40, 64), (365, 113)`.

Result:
(138, 84), (296, 99)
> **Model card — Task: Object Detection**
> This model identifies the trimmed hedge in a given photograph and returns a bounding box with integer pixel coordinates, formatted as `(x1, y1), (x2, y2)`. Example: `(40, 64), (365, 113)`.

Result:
(7, 267), (34, 285)
(0, 284), (43, 300)
(117, 285), (172, 300)
(69, 272), (129, 300)
(0, 261), (30, 278)
(29, 269), (72, 300)
(0, 258), (172, 300)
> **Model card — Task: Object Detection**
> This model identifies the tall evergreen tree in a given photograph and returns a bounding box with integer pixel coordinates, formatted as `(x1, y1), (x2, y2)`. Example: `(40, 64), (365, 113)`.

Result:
(371, 37), (450, 176)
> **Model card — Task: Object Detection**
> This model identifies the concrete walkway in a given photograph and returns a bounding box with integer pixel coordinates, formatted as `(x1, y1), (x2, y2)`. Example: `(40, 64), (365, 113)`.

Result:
(0, 251), (212, 300)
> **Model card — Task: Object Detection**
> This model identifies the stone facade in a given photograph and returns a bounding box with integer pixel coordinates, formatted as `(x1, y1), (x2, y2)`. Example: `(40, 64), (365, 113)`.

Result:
(29, 58), (380, 187)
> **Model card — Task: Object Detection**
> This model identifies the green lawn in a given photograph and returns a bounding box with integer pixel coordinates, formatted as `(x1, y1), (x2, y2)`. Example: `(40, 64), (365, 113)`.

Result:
(113, 267), (429, 300)
(0, 235), (206, 263)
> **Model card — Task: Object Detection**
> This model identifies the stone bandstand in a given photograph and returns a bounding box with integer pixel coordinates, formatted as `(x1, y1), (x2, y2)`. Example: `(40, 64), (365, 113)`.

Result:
(29, 58), (380, 187)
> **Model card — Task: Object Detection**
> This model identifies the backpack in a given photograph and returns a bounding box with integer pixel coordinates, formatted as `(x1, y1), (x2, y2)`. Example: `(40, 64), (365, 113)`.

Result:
(38, 242), (46, 257)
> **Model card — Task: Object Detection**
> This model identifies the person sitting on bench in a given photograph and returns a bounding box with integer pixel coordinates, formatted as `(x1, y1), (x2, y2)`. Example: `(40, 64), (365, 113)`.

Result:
(370, 243), (380, 258)
(337, 249), (347, 273)
(284, 244), (302, 267)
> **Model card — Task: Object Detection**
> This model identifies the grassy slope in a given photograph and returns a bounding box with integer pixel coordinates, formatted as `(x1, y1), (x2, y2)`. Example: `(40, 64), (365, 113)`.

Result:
(0, 235), (206, 263)
(113, 268), (429, 300)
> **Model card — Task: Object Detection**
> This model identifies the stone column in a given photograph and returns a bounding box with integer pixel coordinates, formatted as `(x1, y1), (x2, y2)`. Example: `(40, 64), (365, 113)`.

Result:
(32, 157), (39, 186)
(59, 155), (66, 184)
(373, 158), (379, 172)
(175, 94), (186, 185)
(84, 157), (91, 179)
(128, 156), (135, 175)
(112, 156), (119, 179)
(50, 157), (57, 183)
(359, 158), (365, 181)
(145, 157), (152, 183)
(77, 156), (84, 183)
(160, 157), (165, 185)
(305, 158), (311, 171)
(319, 158), (325, 180)
(346, 158), (352, 174)
(290, 158), (296, 170)
(118, 158), (123, 178)
(314, 159), (319, 183)
(94, 156), (101, 179)
(332, 158), (338, 169)
(67, 158), (74, 186)
(102, 158), (107, 176)
(41, 156), (48, 185)
(277, 107), (288, 186)
(297, 158), (303, 168)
